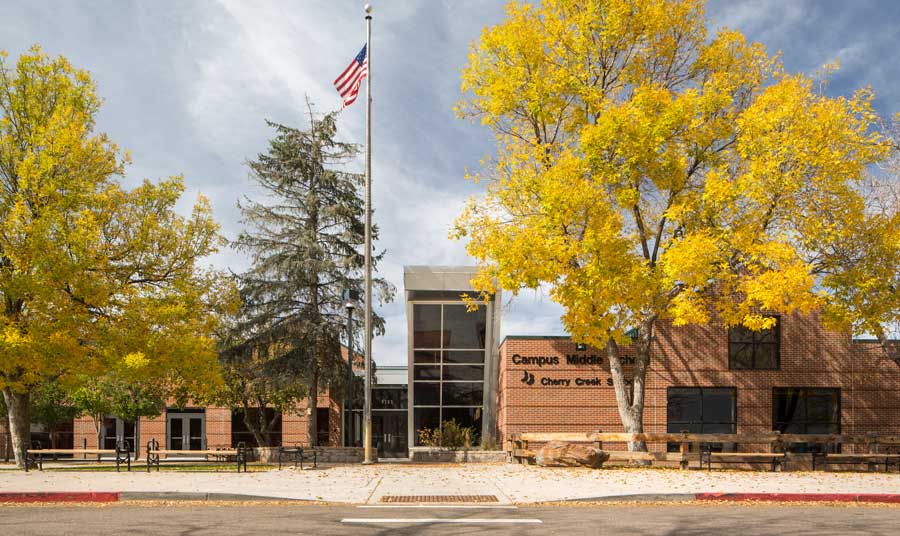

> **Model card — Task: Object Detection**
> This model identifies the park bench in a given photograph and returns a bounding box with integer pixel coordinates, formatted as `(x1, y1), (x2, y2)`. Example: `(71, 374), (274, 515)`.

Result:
(145, 439), (248, 473)
(812, 453), (900, 472)
(812, 434), (900, 473)
(25, 441), (131, 472)
(508, 431), (900, 472)
(277, 445), (317, 469)
(700, 449), (786, 472)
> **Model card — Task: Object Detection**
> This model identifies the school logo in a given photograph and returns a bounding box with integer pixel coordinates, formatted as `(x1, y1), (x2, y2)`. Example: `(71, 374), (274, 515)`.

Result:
(521, 370), (535, 385)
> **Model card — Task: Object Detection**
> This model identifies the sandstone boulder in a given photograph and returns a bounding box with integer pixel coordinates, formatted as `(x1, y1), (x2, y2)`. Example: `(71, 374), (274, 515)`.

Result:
(535, 441), (610, 468)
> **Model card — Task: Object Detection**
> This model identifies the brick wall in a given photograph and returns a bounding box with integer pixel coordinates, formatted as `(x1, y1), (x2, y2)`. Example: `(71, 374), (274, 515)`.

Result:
(499, 310), (900, 452)
(72, 389), (345, 453)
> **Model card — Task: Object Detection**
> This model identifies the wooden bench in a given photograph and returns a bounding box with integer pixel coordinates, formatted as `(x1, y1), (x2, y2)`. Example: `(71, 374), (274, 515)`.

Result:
(145, 439), (248, 472)
(809, 434), (900, 473)
(277, 446), (317, 469)
(508, 431), (900, 473)
(701, 450), (786, 472)
(813, 453), (900, 473)
(25, 443), (131, 472)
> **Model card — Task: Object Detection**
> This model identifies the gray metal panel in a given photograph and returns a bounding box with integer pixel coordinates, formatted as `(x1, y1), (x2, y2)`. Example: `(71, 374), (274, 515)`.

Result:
(374, 367), (408, 386)
(403, 265), (481, 291)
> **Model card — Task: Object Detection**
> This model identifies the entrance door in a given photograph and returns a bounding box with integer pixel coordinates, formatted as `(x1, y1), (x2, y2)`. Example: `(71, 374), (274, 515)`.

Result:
(373, 412), (408, 458)
(102, 417), (136, 452)
(167, 412), (205, 451)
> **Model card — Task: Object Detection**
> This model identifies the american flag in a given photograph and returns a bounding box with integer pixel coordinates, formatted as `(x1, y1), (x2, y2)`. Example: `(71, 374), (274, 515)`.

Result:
(334, 44), (368, 108)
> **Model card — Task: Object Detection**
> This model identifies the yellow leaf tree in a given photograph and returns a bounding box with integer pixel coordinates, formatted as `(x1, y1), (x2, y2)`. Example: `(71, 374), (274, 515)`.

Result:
(0, 45), (229, 467)
(454, 0), (894, 450)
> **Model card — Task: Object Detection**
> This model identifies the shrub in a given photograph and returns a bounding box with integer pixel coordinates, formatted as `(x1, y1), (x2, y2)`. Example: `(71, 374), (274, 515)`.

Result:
(416, 419), (476, 449)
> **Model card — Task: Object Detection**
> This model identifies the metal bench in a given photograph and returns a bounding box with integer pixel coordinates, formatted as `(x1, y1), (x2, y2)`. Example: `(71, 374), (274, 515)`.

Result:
(277, 445), (317, 469)
(25, 441), (131, 472)
(813, 453), (900, 472)
(700, 449), (786, 472)
(145, 439), (248, 472)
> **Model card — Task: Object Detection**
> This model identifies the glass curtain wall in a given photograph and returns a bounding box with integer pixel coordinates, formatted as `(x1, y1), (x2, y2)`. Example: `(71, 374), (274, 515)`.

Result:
(412, 303), (486, 446)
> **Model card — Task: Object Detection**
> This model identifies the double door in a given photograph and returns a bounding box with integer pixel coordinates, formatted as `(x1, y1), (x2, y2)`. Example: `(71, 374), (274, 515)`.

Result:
(373, 411), (408, 458)
(102, 417), (135, 452)
(167, 412), (205, 451)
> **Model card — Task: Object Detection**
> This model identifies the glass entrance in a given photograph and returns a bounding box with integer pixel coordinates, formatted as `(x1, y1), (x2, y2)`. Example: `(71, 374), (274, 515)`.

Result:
(101, 417), (136, 452)
(373, 411), (408, 458)
(167, 411), (205, 451)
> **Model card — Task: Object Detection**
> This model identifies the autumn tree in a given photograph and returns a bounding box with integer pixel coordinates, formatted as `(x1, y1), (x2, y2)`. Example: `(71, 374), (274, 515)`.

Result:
(230, 105), (394, 446)
(216, 331), (310, 447)
(0, 46), (227, 466)
(29, 380), (80, 449)
(454, 0), (894, 450)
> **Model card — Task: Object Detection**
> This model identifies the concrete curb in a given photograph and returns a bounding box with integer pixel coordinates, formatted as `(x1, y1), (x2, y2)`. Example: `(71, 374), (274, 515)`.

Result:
(0, 492), (121, 503)
(695, 493), (900, 503)
(5, 491), (900, 505)
(557, 493), (900, 504)
(118, 492), (305, 502)
(568, 493), (698, 502)
(0, 492), (308, 503)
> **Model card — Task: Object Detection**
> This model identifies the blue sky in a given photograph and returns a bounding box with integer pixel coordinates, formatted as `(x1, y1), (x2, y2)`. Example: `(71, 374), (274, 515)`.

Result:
(2, 0), (898, 365)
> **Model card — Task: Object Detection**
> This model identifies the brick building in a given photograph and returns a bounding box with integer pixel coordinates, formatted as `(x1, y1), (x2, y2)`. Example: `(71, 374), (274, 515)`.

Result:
(498, 310), (900, 451)
(68, 390), (343, 457)
(6, 266), (900, 462)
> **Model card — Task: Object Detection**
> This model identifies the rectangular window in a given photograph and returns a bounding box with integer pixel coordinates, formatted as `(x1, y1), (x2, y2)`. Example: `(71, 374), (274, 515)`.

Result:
(316, 408), (331, 446)
(413, 304), (443, 348)
(373, 387), (408, 410)
(411, 302), (488, 446)
(442, 304), (486, 349)
(413, 365), (441, 380)
(442, 364), (484, 381)
(231, 408), (281, 448)
(667, 387), (737, 452)
(441, 383), (484, 406)
(413, 382), (440, 406)
(773, 388), (840, 453)
(728, 318), (780, 370)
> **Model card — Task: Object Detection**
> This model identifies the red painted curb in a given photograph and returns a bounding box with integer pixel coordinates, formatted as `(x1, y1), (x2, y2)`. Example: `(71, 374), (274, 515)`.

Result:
(696, 493), (900, 503)
(0, 492), (121, 503)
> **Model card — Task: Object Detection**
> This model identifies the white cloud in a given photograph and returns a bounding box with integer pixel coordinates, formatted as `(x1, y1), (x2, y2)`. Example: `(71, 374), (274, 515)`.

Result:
(4, 0), (900, 366)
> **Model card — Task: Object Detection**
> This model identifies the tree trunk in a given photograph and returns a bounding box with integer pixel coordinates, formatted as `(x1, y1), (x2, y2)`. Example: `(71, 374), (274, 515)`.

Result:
(257, 406), (271, 447)
(241, 401), (266, 447)
(307, 364), (319, 447)
(94, 414), (103, 451)
(606, 314), (655, 454)
(2, 388), (30, 469)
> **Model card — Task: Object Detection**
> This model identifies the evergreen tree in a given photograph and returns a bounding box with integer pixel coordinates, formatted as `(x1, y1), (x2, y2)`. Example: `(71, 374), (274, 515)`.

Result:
(230, 104), (394, 446)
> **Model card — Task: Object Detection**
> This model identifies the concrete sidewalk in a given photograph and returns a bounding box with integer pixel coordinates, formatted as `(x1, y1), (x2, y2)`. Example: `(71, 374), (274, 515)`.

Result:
(2, 464), (900, 503)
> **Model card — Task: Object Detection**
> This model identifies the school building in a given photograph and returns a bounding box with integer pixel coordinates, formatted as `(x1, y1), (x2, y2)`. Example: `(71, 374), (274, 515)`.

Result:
(4, 265), (900, 461)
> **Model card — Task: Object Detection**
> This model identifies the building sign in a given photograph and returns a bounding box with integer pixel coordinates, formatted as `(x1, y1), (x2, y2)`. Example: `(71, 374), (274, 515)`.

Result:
(513, 352), (634, 388)
(511, 353), (634, 367)
(520, 370), (632, 387)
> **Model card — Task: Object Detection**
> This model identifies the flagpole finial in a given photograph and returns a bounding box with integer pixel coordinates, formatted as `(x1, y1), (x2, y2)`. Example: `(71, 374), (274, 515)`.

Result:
(364, 3), (372, 14)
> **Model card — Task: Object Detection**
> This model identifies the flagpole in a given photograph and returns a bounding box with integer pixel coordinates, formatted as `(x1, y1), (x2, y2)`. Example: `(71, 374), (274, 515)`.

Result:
(362, 2), (375, 465)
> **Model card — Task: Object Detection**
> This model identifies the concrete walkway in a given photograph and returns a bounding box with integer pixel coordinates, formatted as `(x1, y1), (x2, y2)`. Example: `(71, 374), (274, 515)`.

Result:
(2, 464), (900, 503)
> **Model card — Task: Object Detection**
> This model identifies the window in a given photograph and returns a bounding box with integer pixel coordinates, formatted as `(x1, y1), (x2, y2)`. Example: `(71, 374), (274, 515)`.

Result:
(667, 387), (736, 452)
(231, 408), (280, 448)
(729, 318), (780, 370)
(317, 408), (331, 446)
(773, 388), (840, 453)
(411, 303), (487, 445)
(373, 387), (407, 410)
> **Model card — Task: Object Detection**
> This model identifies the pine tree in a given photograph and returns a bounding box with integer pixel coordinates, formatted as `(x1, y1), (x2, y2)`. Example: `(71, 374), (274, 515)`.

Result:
(230, 103), (394, 446)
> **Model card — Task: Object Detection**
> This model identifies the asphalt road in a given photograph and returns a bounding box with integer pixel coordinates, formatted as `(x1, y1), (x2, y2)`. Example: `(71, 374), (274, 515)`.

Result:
(1, 503), (899, 535)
